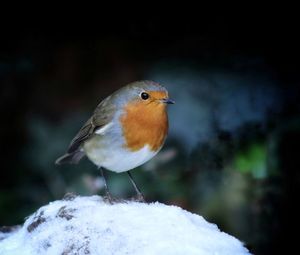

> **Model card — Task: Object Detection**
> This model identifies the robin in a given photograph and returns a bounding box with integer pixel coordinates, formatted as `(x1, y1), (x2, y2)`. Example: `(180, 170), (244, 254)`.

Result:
(55, 80), (174, 201)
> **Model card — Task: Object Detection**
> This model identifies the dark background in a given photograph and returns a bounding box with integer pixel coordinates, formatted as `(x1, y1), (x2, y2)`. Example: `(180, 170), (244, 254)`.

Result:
(1, 11), (299, 254)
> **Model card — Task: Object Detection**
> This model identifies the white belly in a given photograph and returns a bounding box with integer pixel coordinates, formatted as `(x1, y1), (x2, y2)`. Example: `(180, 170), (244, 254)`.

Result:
(83, 135), (158, 173)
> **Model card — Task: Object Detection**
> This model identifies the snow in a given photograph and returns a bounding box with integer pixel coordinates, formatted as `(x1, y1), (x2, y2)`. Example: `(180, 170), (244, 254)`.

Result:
(0, 195), (250, 255)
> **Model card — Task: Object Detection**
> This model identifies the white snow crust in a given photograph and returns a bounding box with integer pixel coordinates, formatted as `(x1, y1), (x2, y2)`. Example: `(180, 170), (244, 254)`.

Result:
(0, 196), (250, 255)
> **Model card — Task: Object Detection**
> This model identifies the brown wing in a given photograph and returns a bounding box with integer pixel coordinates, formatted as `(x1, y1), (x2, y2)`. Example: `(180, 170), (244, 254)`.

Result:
(67, 96), (116, 153)
(55, 96), (116, 165)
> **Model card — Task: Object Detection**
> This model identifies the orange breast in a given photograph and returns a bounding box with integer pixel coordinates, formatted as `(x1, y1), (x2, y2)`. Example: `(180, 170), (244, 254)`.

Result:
(120, 100), (168, 152)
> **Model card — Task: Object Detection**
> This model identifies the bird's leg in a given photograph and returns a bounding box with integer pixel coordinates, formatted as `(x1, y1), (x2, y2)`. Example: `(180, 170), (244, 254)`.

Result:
(127, 171), (145, 202)
(99, 167), (113, 203)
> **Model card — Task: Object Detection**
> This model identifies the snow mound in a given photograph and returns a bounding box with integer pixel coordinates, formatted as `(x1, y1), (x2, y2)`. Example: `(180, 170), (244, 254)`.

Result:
(0, 195), (250, 255)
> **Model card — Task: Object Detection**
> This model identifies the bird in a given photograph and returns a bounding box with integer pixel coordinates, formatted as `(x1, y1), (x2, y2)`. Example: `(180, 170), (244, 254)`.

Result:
(55, 80), (174, 201)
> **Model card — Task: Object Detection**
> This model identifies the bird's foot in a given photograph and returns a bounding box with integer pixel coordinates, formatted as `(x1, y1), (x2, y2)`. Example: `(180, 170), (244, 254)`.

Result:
(62, 192), (77, 201)
(103, 192), (125, 204)
(130, 193), (146, 203)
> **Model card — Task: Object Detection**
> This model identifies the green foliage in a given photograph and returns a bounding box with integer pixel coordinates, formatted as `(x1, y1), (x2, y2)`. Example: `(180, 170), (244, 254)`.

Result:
(234, 143), (267, 179)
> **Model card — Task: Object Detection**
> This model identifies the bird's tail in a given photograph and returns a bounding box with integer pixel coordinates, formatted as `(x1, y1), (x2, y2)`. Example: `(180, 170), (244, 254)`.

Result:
(55, 150), (85, 165)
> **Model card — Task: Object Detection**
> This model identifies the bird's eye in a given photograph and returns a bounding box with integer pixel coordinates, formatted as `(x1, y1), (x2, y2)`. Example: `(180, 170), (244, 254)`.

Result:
(140, 92), (149, 100)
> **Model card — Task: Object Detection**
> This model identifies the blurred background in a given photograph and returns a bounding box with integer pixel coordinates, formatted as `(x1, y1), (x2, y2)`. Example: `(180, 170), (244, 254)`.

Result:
(0, 11), (299, 254)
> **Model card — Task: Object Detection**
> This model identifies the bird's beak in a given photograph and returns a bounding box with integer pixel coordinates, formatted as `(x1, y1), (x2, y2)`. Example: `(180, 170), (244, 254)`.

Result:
(161, 98), (175, 104)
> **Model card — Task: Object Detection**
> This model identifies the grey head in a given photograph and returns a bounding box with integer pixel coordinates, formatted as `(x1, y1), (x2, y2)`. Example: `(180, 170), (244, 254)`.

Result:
(109, 80), (168, 108)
